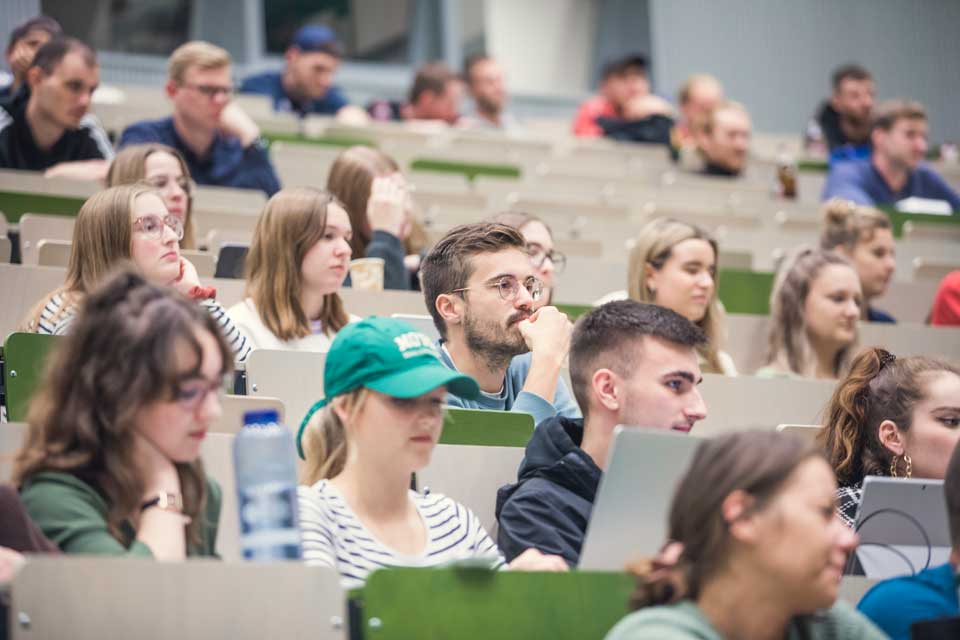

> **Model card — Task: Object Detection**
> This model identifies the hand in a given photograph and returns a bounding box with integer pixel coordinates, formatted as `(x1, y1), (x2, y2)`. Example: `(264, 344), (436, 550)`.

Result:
(366, 175), (408, 237)
(623, 94), (675, 121)
(403, 254), (421, 273)
(517, 306), (572, 362)
(218, 102), (260, 147)
(132, 431), (181, 502)
(171, 257), (202, 295)
(507, 548), (569, 572)
(0, 546), (25, 585)
(9, 43), (35, 79)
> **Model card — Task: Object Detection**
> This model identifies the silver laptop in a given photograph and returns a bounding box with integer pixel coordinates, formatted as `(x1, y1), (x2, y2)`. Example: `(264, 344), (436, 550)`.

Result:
(578, 427), (701, 570)
(853, 476), (951, 579)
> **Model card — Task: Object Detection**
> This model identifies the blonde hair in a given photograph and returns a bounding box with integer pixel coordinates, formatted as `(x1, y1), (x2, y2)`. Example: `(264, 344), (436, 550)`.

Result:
(627, 218), (726, 373)
(106, 143), (196, 249)
(766, 247), (859, 378)
(325, 146), (399, 258)
(245, 187), (350, 341)
(168, 41), (231, 85)
(300, 389), (368, 485)
(22, 184), (157, 331)
(702, 100), (750, 135)
(820, 198), (891, 254)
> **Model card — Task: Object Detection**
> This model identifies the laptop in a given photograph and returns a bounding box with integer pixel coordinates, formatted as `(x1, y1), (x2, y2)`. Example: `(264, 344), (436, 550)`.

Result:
(578, 427), (701, 570)
(852, 476), (951, 579)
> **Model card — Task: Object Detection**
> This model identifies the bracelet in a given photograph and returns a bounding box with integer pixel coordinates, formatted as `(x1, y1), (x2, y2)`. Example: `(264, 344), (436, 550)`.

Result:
(140, 491), (183, 513)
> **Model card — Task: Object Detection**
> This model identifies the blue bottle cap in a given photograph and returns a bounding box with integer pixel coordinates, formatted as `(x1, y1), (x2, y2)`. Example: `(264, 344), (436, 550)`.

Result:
(243, 409), (280, 426)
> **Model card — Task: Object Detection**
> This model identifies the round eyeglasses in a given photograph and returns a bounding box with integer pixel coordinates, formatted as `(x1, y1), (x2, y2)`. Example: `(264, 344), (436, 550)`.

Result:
(450, 275), (543, 302)
(133, 214), (184, 242)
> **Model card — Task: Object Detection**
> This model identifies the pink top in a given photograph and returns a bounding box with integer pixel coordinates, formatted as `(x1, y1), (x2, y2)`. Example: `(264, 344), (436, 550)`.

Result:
(572, 96), (618, 137)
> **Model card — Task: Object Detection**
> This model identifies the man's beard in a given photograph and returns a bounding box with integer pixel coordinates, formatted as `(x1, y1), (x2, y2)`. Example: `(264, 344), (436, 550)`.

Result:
(463, 308), (529, 372)
(475, 94), (503, 117)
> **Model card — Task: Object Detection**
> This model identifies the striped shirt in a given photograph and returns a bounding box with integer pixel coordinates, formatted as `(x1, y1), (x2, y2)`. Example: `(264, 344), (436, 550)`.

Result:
(298, 480), (504, 589)
(34, 292), (252, 364)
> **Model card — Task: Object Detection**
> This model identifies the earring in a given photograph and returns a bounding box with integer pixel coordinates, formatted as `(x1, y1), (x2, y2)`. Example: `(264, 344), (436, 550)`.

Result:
(890, 454), (913, 478)
(903, 454), (912, 478)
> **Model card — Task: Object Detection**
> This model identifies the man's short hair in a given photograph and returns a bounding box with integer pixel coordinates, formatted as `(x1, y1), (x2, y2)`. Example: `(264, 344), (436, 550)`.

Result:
(7, 15), (62, 54)
(569, 300), (706, 419)
(30, 37), (97, 74)
(168, 41), (231, 84)
(409, 61), (457, 104)
(944, 441), (960, 550)
(871, 99), (926, 133)
(420, 222), (526, 340)
(831, 64), (872, 92)
(463, 53), (490, 86)
(678, 73), (720, 106)
(600, 53), (647, 81)
(702, 100), (749, 135)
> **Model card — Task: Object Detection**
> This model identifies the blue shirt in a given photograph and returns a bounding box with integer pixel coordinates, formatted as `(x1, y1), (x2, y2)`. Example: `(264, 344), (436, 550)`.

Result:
(858, 562), (959, 640)
(437, 342), (581, 426)
(239, 71), (348, 117)
(822, 158), (960, 212)
(118, 117), (280, 197)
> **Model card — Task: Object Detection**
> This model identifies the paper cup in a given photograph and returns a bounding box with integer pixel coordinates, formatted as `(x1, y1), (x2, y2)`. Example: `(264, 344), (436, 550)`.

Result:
(349, 258), (385, 291)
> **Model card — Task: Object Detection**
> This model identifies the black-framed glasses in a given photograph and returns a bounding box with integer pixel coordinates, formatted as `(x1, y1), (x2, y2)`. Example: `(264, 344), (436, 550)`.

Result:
(133, 214), (184, 242)
(526, 243), (566, 274)
(181, 83), (235, 99)
(174, 374), (231, 412)
(145, 174), (194, 195)
(450, 275), (543, 302)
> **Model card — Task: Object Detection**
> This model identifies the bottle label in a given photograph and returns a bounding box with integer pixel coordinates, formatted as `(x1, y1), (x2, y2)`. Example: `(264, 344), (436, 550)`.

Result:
(238, 481), (302, 560)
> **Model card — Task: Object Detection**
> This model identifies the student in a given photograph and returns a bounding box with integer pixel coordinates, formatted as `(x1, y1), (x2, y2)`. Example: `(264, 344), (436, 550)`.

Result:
(820, 199), (896, 323)
(857, 440), (960, 639)
(805, 64), (875, 161)
(227, 187), (355, 351)
(695, 101), (752, 178)
(367, 61), (462, 124)
(118, 41), (280, 196)
(15, 269), (228, 558)
(605, 431), (884, 640)
(496, 301), (708, 565)
(296, 317), (568, 588)
(758, 248), (861, 380)
(1, 15), (62, 100)
(420, 222), (580, 425)
(573, 54), (649, 138)
(462, 54), (518, 130)
(930, 271), (960, 326)
(819, 347), (960, 528)
(489, 211), (564, 308)
(0, 37), (112, 178)
(325, 146), (418, 290)
(21, 184), (250, 363)
(673, 74), (724, 148)
(106, 143), (197, 249)
(601, 218), (736, 375)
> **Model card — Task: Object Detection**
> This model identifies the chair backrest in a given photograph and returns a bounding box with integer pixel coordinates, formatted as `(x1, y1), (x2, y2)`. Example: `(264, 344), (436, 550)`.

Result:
(340, 288), (428, 316)
(0, 235), (11, 263)
(212, 395), (285, 434)
(4, 333), (61, 422)
(36, 239), (72, 267)
(214, 244), (249, 279)
(0, 264), (66, 339)
(389, 314), (439, 341)
(0, 186), (86, 223)
(245, 349), (326, 428)
(19, 213), (75, 265)
(1, 422), (29, 482)
(775, 423), (822, 442)
(440, 408), (534, 447)
(10, 556), (346, 639)
(360, 568), (633, 639)
(717, 269), (774, 315)
(181, 249), (216, 278)
(913, 258), (959, 282)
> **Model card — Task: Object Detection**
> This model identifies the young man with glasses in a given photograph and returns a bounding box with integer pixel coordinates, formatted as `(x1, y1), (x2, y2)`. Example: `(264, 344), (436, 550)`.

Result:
(420, 222), (580, 425)
(119, 41), (280, 196)
(0, 37), (113, 178)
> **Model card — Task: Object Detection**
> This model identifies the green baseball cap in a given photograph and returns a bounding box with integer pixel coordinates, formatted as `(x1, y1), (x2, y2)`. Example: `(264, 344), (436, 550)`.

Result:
(296, 317), (480, 458)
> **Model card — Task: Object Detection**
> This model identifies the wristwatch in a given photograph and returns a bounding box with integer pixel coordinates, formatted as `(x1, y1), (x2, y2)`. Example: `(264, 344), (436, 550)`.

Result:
(140, 491), (183, 513)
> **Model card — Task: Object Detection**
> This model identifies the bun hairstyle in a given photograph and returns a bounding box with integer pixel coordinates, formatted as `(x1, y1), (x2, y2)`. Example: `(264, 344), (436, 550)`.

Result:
(819, 347), (960, 486)
(820, 198), (891, 254)
(628, 431), (821, 608)
(766, 246), (858, 377)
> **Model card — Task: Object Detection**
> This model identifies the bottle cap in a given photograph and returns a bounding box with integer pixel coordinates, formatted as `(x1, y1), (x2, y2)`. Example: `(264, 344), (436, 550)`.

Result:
(243, 409), (280, 426)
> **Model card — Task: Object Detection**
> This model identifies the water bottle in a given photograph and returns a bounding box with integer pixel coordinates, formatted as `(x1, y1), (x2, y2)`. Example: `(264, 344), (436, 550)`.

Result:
(234, 409), (302, 560)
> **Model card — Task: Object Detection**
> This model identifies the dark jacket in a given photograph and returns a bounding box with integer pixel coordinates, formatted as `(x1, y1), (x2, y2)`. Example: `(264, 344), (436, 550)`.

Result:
(811, 101), (871, 155)
(495, 416), (601, 566)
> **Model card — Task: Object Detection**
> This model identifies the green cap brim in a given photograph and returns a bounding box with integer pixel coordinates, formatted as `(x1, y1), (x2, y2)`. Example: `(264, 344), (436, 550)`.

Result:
(367, 362), (480, 402)
(296, 397), (329, 460)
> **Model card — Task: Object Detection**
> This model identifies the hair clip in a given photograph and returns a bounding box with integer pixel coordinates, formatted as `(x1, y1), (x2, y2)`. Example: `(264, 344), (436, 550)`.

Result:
(878, 350), (896, 370)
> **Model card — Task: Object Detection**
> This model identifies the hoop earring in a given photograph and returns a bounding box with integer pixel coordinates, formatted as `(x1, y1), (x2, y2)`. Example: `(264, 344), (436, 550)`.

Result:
(890, 454), (913, 478)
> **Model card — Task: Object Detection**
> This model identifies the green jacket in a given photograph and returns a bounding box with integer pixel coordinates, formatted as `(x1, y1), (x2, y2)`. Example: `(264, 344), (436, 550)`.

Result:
(20, 471), (221, 557)
(604, 600), (886, 640)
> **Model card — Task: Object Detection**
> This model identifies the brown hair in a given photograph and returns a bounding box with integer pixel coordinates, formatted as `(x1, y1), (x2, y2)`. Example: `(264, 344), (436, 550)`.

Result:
(820, 198), (891, 254)
(629, 431), (822, 608)
(420, 222), (527, 340)
(832, 64), (872, 91)
(818, 347), (960, 487)
(107, 144), (196, 249)
(325, 146), (399, 258)
(168, 41), (230, 84)
(14, 268), (233, 547)
(627, 218), (726, 374)
(488, 211), (553, 239)
(872, 99), (926, 133)
(299, 389), (368, 485)
(765, 247), (859, 378)
(21, 184), (157, 332)
(409, 61), (458, 104)
(702, 100), (749, 136)
(944, 441), (960, 550)
(244, 187), (349, 341)
(30, 37), (96, 74)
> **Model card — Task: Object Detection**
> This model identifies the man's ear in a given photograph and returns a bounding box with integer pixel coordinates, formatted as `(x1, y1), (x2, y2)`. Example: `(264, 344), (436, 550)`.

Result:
(878, 419), (905, 457)
(25, 66), (43, 90)
(591, 368), (619, 413)
(165, 79), (179, 100)
(435, 293), (463, 330)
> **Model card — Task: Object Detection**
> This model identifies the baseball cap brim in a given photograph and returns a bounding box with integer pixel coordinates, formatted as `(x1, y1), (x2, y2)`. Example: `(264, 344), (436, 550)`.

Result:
(366, 361), (480, 401)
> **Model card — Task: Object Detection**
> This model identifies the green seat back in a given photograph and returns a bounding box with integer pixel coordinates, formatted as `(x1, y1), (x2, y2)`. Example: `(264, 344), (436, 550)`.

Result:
(555, 303), (592, 321)
(0, 191), (85, 224)
(360, 568), (634, 639)
(717, 268), (774, 315)
(440, 408), (534, 447)
(4, 333), (61, 422)
(878, 206), (960, 238)
(410, 158), (521, 181)
(262, 131), (376, 149)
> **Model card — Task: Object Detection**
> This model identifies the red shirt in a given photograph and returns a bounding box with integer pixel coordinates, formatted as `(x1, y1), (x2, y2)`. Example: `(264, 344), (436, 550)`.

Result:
(572, 96), (618, 137)
(931, 270), (960, 326)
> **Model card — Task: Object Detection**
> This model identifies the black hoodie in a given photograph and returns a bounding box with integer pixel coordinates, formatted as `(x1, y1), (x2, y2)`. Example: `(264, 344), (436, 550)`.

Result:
(495, 416), (602, 566)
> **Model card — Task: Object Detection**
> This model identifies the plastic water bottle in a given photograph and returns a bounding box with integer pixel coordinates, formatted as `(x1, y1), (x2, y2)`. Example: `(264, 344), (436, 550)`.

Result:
(234, 409), (302, 560)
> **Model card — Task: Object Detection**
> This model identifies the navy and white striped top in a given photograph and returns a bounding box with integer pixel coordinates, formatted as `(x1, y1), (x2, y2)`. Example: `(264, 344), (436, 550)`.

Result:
(298, 480), (504, 589)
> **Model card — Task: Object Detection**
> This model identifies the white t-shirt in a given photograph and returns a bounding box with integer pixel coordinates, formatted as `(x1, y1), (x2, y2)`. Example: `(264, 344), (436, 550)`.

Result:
(227, 297), (357, 353)
(298, 480), (504, 589)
